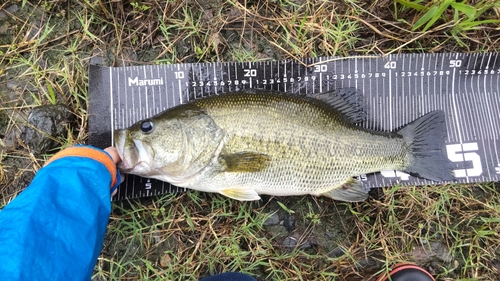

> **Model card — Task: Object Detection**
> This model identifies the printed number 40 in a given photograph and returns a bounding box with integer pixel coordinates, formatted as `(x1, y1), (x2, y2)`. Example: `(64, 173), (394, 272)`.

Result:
(384, 61), (396, 69)
(446, 143), (482, 177)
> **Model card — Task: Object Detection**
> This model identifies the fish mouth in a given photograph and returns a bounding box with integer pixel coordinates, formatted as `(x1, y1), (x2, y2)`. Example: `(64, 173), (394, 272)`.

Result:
(114, 130), (152, 173)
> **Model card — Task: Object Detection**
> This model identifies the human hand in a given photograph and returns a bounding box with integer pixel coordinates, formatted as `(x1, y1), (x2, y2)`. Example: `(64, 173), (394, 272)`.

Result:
(104, 147), (123, 196)
(104, 147), (122, 164)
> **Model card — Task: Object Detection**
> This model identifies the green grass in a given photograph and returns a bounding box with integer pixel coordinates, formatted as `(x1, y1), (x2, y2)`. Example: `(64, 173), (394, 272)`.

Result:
(360, 182), (500, 280)
(1, 0), (500, 280)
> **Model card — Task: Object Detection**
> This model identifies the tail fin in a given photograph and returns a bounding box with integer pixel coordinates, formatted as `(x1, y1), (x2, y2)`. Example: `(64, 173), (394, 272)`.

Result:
(397, 110), (454, 182)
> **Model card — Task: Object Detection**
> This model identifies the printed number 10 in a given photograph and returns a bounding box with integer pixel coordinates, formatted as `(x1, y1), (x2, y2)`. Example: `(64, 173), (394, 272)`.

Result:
(175, 71), (184, 79)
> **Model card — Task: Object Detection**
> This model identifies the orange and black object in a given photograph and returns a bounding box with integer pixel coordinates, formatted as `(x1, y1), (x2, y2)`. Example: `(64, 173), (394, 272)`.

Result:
(376, 263), (435, 281)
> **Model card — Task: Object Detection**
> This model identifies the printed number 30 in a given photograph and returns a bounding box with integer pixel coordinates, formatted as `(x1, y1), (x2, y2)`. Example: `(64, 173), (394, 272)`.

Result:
(446, 143), (482, 177)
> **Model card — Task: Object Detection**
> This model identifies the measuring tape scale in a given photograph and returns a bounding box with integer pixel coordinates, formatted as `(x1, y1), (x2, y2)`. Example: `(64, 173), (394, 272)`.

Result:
(88, 52), (500, 201)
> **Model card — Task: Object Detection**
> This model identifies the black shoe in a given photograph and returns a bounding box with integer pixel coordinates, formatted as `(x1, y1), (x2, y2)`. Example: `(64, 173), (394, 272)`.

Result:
(376, 263), (435, 281)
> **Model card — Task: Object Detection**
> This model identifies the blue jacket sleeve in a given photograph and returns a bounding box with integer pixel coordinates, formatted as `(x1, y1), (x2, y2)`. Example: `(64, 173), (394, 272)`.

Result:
(0, 146), (119, 281)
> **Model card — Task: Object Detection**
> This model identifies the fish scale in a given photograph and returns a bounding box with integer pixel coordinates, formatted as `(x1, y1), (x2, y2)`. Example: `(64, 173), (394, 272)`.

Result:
(113, 91), (450, 202)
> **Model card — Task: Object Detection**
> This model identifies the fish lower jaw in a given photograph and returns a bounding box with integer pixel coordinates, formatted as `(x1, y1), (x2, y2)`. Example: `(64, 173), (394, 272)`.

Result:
(119, 161), (152, 175)
(145, 174), (195, 187)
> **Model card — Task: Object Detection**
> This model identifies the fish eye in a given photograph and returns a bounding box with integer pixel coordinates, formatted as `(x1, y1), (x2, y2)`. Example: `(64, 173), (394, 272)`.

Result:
(140, 120), (154, 134)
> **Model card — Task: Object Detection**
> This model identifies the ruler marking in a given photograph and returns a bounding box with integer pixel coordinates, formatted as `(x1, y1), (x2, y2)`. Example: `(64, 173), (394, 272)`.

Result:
(380, 57), (386, 130)
(494, 58), (500, 144)
(120, 108), (124, 131)
(110, 68), (115, 142)
(369, 58), (374, 130)
(407, 55), (417, 120)
(419, 54), (425, 116)
(228, 62), (232, 92)
(441, 55), (446, 137)
(283, 62), (287, 92)
(319, 57), (323, 93)
(460, 84), (469, 142)
(131, 67), (136, 125)
(352, 56), (357, 92)
(163, 65), (167, 111)
(402, 55), (407, 127)
(127, 108), (131, 128)
(144, 67), (149, 119)
(484, 66), (495, 138)
(465, 76), (474, 142)
(150, 65), (154, 115)
(131, 67), (136, 123)
(399, 56), (411, 127)
(476, 74), (489, 140)
(451, 54), (463, 144)
(431, 54), (436, 112)
(446, 75), (456, 142)
(349, 56), (353, 88)
(157, 66), (162, 114)
(139, 74), (143, 120)
(469, 62), (478, 141)
(388, 56), (393, 130)
(100, 53), (500, 200)
(234, 61), (238, 92)
(213, 62), (218, 95)
(249, 61), (253, 89)
(474, 71), (486, 141)
(399, 54), (404, 128)
(464, 83), (474, 142)
(131, 170), (136, 198)
(483, 138), (491, 178)
(121, 68), (126, 126)
(427, 54), (432, 112)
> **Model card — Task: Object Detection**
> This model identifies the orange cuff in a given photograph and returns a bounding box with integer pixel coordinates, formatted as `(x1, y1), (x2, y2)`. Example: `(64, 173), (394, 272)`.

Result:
(44, 146), (118, 189)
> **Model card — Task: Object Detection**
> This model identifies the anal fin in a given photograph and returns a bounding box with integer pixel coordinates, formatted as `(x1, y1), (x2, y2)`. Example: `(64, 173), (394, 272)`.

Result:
(220, 188), (261, 201)
(322, 178), (369, 202)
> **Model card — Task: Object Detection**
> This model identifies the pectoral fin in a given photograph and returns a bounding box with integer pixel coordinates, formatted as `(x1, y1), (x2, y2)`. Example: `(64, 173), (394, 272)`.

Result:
(322, 178), (369, 202)
(220, 188), (261, 201)
(220, 152), (271, 173)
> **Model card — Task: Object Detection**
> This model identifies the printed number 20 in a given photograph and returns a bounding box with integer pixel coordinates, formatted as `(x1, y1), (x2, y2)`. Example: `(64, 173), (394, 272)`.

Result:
(446, 143), (482, 177)
(244, 69), (257, 77)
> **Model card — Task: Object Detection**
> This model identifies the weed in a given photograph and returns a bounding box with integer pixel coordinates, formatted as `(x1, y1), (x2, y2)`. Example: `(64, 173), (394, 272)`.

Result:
(305, 202), (321, 225)
(130, 1), (150, 13)
(277, 200), (295, 214)
(395, 0), (500, 50)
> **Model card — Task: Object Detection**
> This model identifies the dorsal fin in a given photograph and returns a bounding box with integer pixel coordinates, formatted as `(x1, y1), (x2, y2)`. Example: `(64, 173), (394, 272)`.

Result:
(315, 87), (366, 124)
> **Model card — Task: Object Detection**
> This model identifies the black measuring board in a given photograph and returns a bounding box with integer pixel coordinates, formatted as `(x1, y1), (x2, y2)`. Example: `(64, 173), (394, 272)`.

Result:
(88, 53), (500, 201)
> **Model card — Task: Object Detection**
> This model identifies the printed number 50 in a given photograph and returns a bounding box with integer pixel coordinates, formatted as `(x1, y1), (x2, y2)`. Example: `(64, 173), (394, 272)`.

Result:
(446, 143), (482, 177)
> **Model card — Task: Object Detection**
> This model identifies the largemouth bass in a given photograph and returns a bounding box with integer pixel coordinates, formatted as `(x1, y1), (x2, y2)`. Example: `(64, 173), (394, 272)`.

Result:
(114, 89), (453, 202)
